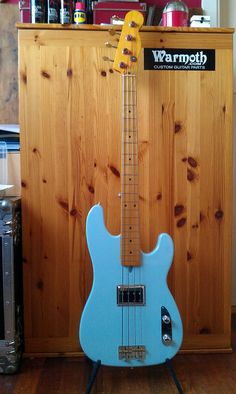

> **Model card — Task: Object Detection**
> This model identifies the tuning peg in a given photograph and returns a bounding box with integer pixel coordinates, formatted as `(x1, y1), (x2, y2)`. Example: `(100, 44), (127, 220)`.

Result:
(119, 62), (128, 69)
(102, 56), (114, 63)
(126, 34), (134, 42)
(129, 21), (137, 28)
(108, 29), (121, 37)
(122, 48), (132, 55)
(105, 42), (117, 49)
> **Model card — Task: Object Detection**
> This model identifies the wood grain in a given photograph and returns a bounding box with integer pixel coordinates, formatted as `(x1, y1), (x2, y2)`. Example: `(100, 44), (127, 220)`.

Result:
(18, 27), (233, 354)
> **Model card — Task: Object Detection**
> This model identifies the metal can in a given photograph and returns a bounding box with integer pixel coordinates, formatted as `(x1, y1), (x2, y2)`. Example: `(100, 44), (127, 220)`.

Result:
(74, 2), (86, 24)
(162, 0), (189, 27)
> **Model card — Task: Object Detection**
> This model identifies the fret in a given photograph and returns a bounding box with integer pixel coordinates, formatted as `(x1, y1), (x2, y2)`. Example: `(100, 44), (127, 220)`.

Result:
(121, 231), (139, 234)
(121, 240), (139, 245)
(121, 253), (140, 259)
(122, 182), (138, 185)
(122, 142), (137, 145)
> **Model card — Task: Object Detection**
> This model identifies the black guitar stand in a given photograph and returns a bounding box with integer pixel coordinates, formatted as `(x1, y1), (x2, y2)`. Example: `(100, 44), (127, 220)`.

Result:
(85, 359), (101, 394)
(85, 358), (183, 394)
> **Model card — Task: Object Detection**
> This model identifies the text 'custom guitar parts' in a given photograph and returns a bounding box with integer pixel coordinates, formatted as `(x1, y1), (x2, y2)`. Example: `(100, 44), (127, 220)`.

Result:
(79, 10), (183, 367)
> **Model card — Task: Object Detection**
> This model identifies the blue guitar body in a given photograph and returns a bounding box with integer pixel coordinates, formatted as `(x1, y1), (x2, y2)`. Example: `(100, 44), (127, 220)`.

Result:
(79, 204), (183, 367)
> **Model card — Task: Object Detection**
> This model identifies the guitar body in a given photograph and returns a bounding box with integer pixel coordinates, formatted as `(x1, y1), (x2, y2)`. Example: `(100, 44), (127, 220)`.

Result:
(79, 204), (183, 367)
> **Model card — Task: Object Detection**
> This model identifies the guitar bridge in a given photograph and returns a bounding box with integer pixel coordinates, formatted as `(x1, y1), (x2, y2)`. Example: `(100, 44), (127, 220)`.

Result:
(118, 345), (146, 361)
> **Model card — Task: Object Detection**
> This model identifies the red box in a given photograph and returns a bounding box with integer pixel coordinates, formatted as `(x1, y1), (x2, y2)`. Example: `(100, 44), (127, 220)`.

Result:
(93, 2), (147, 25)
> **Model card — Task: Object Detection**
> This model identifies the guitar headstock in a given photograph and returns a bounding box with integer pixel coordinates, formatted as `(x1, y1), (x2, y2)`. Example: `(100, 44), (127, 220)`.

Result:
(113, 11), (144, 74)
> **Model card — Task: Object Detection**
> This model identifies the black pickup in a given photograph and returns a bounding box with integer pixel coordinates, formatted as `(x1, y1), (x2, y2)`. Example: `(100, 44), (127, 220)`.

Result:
(117, 285), (145, 306)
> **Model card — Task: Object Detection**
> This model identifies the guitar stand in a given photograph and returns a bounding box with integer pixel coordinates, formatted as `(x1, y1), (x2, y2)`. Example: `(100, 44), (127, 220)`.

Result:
(85, 359), (101, 394)
(165, 358), (184, 394)
(85, 358), (183, 394)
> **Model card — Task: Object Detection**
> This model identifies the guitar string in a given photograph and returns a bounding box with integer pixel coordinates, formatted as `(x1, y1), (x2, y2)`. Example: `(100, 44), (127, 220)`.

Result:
(121, 73), (124, 350)
(132, 74), (137, 350)
(127, 73), (130, 350)
(122, 74), (141, 353)
(130, 73), (134, 350)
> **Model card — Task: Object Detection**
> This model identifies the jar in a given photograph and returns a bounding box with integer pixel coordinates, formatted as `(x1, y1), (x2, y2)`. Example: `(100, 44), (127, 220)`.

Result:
(162, 0), (189, 27)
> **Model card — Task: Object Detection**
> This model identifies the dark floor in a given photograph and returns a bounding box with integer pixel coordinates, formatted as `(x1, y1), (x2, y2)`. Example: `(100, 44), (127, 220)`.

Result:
(0, 315), (235, 394)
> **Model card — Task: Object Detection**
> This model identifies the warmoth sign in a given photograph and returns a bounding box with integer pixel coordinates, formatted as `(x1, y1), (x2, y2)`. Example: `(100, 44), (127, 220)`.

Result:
(144, 48), (215, 71)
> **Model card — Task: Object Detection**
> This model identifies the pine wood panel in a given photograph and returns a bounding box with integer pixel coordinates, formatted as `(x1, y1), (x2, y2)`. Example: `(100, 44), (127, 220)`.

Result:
(18, 27), (233, 354)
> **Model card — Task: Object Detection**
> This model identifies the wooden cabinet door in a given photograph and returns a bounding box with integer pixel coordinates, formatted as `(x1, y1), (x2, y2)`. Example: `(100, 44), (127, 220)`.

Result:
(18, 26), (233, 354)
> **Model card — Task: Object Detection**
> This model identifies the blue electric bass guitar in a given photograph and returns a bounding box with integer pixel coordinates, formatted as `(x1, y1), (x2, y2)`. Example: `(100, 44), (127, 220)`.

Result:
(79, 11), (183, 367)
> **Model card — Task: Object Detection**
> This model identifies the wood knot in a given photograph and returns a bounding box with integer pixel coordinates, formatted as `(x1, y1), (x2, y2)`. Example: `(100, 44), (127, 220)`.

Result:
(176, 217), (186, 228)
(21, 72), (27, 84)
(67, 68), (73, 77)
(41, 70), (50, 79)
(36, 279), (44, 290)
(187, 251), (192, 261)
(188, 157), (198, 168)
(174, 122), (182, 133)
(192, 223), (199, 229)
(101, 70), (107, 77)
(200, 211), (205, 222)
(70, 208), (78, 217)
(223, 105), (226, 113)
(187, 168), (195, 182)
(21, 180), (27, 188)
(42, 178), (47, 183)
(109, 69), (114, 73)
(57, 199), (69, 212)
(32, 147), (41, 157)
(108, 165), (120, 178)
(174, 204), (184, 217)
(215, 210), (224, 220)
(156, 193), (162, 201)
(199, 327), (211, 335)
(88, 185), (95, 194)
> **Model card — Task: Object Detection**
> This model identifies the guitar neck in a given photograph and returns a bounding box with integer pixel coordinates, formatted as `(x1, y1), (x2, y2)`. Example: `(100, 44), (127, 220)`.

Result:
(121, 74), (141, 267)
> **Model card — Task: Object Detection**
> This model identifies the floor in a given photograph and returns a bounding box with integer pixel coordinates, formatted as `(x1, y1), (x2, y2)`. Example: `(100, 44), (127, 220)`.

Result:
(0, 315), (235, 394)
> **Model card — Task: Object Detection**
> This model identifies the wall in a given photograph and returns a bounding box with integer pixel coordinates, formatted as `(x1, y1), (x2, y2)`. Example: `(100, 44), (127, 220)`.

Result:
(0, 4), (19, 123)
(219, 0), (236, 307)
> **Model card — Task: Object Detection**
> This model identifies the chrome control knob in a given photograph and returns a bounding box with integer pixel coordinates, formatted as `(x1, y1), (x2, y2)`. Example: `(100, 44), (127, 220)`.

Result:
(162, 334), (172, 344)
(162, 315), (171, 324)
